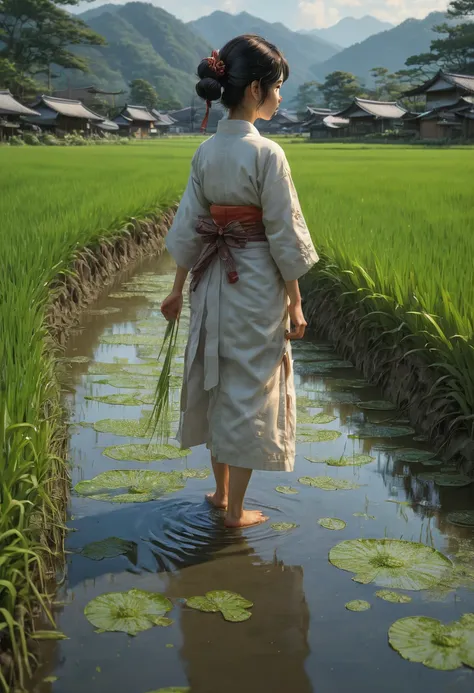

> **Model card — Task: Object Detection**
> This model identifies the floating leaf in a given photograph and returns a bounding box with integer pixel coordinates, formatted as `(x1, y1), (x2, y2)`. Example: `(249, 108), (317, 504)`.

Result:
(271, 522), (299, 532)
(85, 393), (145, 406)
(186, 591), (252, 623)
(318, 517), (346, 530)
(88, 362), (128, 375)
(329, 539), (452, 590)
(357, 401), (396, 411)
(80, 537), (135, 561)
(296, 395), (320, 408)
(275, 486), (299, 495)
(93, 416), (152, 438)
(329, 378), (367, 389)
(62, 355), (90, 364)
(388, 614), (474, 670)
(306, 454), (374, 467)
(385, 499), (411, 506)
(96, 375), (150, 389)
(31, 630), (68, 640)
(298, 476), (360, 491)
(100, 334), (164, 346)
(296, 430), (342, 443)
(297, 412), (337, 425)
(103, 444), (190, 462)
(353, 512), (376, 520)
(84, 589), (173, 636)
(299, 389), (360, 404)
(148, 686), (191, 693)
(345, 600), (370, 612)
(419, 459), (443, 467)
(348, 424), (415, 439)
(418, 473), (474, 488)
(43, 677), (59, 683)
(394, 449), (438, 463)
(295, 360), (353, 375)
(88, 307), (121, 316)
(75, 470), (186, 503)
(376, 590), (412, 604)
(448, 511), (474, 528)
(180, 468), (211, 479)
(293, 351), (342, 363)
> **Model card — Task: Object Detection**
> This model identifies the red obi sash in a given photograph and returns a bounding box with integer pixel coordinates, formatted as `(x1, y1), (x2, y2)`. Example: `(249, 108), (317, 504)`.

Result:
(190, 205), (267, 291)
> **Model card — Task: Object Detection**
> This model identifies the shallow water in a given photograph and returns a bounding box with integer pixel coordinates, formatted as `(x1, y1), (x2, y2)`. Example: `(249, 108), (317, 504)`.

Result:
(29, 253), (474, 693)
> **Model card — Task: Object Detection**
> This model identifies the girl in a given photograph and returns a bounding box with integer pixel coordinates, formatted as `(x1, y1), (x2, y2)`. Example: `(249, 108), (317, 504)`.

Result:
(161, 35), (319, 528)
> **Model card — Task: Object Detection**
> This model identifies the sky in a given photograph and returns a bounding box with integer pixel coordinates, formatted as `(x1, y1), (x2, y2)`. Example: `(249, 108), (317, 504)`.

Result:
(75, 0), (449, 29)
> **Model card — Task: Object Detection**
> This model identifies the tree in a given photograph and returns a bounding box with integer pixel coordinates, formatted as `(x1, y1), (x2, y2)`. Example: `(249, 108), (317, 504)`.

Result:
(318, 71), (365, 110)
(370, 67), (405, 101)
(0, 57), (39, 99)
(129, 78), (159, 110)
(156, 96), (182, 111)
(292, 81), (322, 117)
(0, 0), (106, 86)
(406, 0), (474, 73)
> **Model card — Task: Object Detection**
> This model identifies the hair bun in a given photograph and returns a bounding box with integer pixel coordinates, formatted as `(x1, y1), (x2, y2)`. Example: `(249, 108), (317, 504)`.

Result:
(196, 77), (222, 103)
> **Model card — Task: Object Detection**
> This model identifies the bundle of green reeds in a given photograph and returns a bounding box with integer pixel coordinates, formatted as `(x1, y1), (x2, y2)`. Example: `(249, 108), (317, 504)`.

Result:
(148, 318), (180, 441)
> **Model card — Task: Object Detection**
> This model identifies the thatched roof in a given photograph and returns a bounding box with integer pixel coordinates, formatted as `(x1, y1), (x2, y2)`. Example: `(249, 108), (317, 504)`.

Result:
(0, 91), (39, 117)
(336, 98), (407, 120)
(29, 95), (104, 121)
(404, 71), (474, 97)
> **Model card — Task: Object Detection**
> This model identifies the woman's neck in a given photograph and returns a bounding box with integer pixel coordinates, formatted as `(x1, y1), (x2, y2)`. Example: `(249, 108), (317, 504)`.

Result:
(228, 105), (258, 124)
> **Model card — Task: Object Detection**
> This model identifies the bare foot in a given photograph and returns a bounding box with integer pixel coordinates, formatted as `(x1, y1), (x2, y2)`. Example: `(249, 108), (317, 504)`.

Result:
(206, 492), (228, 510)
(224, 510), (269, 528)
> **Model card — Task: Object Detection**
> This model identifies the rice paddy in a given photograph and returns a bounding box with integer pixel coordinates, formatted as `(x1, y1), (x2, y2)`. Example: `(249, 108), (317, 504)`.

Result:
(1, 139), (474, 688)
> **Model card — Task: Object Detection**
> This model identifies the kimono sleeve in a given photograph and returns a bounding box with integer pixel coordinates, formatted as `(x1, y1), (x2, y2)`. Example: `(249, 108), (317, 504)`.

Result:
(166, 150), (209, 270)
(260, 145), (319, 282)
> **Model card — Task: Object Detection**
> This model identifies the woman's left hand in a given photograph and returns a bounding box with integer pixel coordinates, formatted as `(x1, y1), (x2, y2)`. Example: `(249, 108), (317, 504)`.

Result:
(286, 301), (307, 340)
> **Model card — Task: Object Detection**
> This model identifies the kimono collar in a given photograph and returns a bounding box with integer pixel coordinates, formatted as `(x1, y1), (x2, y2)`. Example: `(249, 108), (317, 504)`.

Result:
(217, 119), (260, 136)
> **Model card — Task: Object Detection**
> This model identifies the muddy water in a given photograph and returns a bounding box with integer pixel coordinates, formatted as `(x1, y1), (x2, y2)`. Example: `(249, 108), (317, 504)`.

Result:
(30, 253), (474, 693)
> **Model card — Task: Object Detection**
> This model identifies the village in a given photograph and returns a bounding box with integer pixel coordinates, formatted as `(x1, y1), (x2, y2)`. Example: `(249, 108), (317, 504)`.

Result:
(1, 69), (474, 142)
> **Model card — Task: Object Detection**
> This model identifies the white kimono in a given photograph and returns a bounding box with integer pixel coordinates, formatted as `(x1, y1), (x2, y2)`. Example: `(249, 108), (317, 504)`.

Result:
(166, 119), (319, 472)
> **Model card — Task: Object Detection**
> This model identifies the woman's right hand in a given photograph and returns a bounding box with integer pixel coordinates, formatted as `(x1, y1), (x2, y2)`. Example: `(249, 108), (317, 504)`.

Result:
(161, 290), (183, 321)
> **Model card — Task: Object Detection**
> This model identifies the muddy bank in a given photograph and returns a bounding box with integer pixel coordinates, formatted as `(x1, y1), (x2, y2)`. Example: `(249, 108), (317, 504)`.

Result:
(301, 263), (474, 473)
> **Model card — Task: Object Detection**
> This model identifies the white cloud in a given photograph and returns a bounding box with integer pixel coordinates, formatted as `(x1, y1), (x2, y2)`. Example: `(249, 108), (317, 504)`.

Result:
(298, 0), (340, 28)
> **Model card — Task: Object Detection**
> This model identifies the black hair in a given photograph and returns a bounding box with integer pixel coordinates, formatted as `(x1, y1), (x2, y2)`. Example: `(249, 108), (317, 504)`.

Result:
(196, 34), (289, 110)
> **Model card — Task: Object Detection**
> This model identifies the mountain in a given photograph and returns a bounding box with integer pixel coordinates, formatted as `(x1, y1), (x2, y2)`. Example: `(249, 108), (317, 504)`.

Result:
(308, 16), (394, 48)
(188, 11), (340, 100)
(315, 12), (449, 84)
(53, 2), (211, 106)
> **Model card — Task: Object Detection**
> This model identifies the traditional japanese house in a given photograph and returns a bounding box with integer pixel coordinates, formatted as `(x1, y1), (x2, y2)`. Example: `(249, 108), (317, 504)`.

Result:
(334, 98), (407, 135)
(403, 71), (474, 110)
(167, 104), (225, 133)
(0, 90), (39, 140)
(27, 95), (104, 134)
(52, 85), (125, 110)
(114, 105), (156, 138)
(150, 110), (176, 135)
(415, 96), (474, 140)
(255, 109), (301, 134)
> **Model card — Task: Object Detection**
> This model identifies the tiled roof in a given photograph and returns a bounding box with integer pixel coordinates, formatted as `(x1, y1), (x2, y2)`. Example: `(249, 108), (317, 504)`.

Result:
(123, 105), (156, 122)
(403, 70), (474, 97)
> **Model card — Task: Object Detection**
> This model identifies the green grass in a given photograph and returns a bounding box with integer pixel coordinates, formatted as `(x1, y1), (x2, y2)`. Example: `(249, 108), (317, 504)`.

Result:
(1, 139), (474, 684)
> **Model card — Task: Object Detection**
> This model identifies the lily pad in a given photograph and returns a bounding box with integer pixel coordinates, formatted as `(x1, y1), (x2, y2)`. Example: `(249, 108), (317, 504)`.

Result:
(306, 454), (374, 467)
(62, 355), (90, 364)
(146, 689), (190, 693)
(329, 378), (367, 389)
(298, 412), (337, 425)
(75, 469), (186, 503)
(93, 416), (152, 438)
(80, 537), (135, 561)
(296, 430), (342, 443)
(296, 395), (320, 408)
(353, 512), (376, 520)
(88, 362), (125, 375)
(418, 473), (474, 488)
(345, 600), (371, 612)
(376, 590), (412, 604)
(329, 539), (452, 590)
(295, 361), (354, 376)
(298, 476), (360, 491)
(448, 511), (474, 528)
(348, 424), (415, 439)
(357, 401), (396, 411)
(186, 591), (252, 623)
(388, 614), (474, 670)
(318, 517), (346, 530)
(85, 393), (145, 406)
(96, 375), (150, 389)
(103, 444), (190, 462)
(181, 468), (211, 479)
(394, 449), (437, 463)
(271, 522), (299, 532)
(88, 307), (121, 316)
(100, 334), (164, 346)
(84, 589), (173, 636)
(299, 390), (360, 404)
(275, 486), (299, 495)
